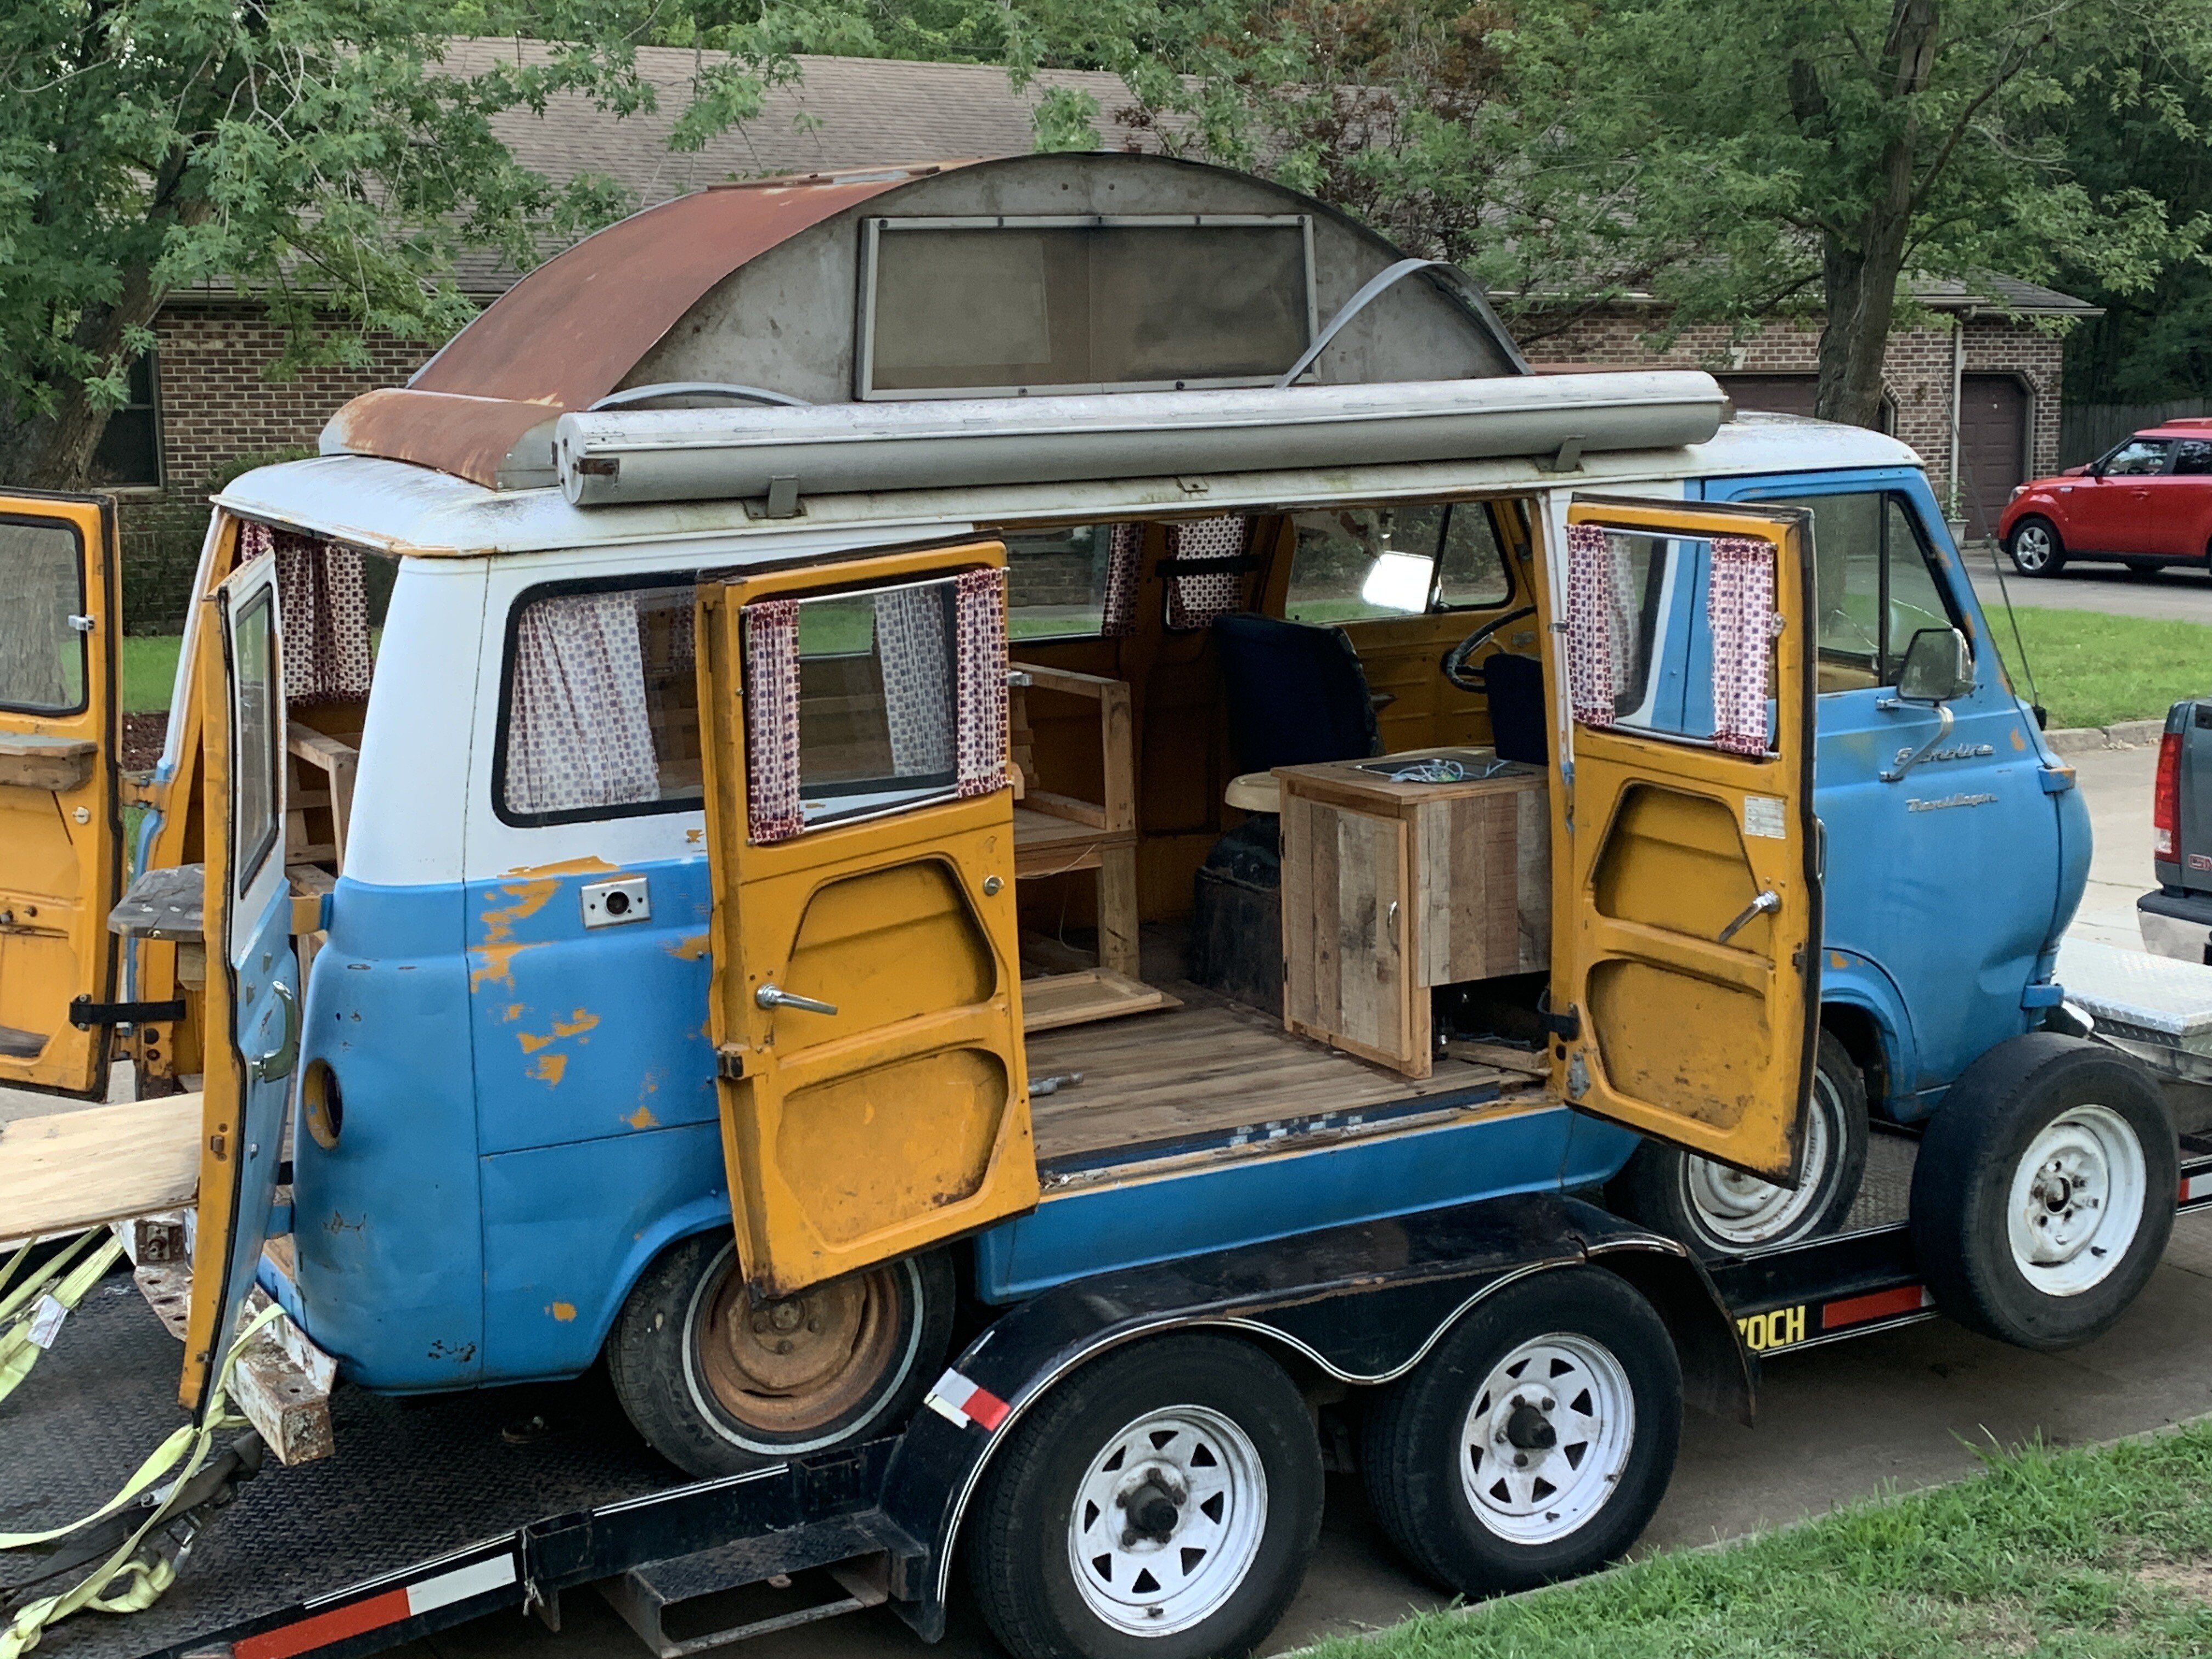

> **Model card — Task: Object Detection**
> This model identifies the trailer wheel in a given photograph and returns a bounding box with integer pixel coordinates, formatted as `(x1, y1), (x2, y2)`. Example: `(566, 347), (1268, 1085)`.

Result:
(966, 1334), (1323, 1659)
(1361, 1267), (1679, 1598)
(1614, 1029), (1867, 1258)
(1910, 1033), (2176, 1351)
(607, 1234), (952, 1476)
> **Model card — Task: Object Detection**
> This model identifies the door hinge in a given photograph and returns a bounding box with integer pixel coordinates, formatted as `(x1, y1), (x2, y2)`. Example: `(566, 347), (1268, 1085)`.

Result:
(69, 995), (185, 1029)
(1536, 996), (1580, 1042)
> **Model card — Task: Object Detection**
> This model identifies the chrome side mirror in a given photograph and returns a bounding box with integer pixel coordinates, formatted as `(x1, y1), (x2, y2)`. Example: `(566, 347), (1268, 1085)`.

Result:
(1894, 627), (1974, 704)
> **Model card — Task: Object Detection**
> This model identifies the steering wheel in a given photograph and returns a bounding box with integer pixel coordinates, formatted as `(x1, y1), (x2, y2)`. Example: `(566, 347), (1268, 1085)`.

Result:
(1441, 606), (1538, 692)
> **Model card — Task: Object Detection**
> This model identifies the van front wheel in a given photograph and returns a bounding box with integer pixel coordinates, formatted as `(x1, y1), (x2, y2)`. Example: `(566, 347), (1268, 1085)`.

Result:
(608, 1235), (953, 1476)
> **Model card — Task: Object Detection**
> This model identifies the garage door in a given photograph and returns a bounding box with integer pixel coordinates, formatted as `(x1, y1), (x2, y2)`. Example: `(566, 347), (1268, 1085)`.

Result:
(1959, 375), (2028, 540)
(1718, 375), (1819, 418)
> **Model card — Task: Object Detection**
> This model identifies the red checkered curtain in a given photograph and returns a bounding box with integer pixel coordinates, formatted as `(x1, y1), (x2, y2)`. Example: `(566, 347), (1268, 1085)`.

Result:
(240, 520), (373, 707)
(1164, 517), (1250, 631)
(505, 592), (660, 815)
(1101, 523), (1144, 638)
(954, 568), (1011, 798)
(1566, 522), (1623, 729)
(742, 598), (804, 843)
(1707, 534), (1776, 755)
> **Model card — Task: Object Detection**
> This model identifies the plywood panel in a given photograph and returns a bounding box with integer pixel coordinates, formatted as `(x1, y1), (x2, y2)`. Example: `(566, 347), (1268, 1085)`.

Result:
(1, 1094), (202, 1237)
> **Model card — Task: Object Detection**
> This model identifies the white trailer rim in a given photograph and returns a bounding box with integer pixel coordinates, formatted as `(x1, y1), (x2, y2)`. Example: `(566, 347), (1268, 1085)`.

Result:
(2006, 1103), (2146, 1296)
(1067, 1404), (1268, 1636)
(1459, 1332), (1635, 1545)
(1680, 1070), (1838, 1249)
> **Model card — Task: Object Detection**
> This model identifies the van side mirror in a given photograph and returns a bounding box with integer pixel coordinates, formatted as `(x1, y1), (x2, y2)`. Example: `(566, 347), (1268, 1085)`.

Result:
(1894, 627), (1974, 703)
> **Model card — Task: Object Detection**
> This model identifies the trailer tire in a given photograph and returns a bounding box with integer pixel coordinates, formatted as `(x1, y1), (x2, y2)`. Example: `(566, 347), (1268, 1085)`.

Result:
(1910, 1034), (2175, 1351)
(607, 1234), (953, 1477)
(965, 1334), (1323, 1659)
(1360, 1267), (1679, 1598)
(1613, 1029), (1867, 1258)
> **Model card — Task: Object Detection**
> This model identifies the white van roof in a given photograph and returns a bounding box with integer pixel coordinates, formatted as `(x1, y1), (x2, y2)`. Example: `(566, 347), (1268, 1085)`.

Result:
(215, 407), (1920, 563)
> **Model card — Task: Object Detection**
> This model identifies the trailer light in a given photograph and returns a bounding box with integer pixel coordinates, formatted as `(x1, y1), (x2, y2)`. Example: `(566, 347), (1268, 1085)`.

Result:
(2154, 730), (2181, 860)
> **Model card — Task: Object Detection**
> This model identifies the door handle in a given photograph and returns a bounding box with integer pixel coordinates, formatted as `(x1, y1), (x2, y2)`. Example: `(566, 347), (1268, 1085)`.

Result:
(756, 983), (839, 1015)
(249, 980), (298, 1083)
(1717, 890), (1781, 944)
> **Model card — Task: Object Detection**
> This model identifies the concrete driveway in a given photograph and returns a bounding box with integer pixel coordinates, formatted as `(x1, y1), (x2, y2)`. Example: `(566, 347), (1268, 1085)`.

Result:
(1965, 546), (2212, 625)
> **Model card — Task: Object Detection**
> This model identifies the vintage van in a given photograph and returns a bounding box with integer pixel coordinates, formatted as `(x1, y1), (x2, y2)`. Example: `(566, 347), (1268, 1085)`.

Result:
(1, 152), (2160, 1656)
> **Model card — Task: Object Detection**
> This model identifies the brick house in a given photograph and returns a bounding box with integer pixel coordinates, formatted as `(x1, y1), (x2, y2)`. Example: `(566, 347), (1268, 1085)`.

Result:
(102, 42), (2098, 627)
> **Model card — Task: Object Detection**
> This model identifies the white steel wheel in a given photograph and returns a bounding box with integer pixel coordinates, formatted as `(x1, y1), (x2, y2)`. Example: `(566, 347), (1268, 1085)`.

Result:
(2004, 1104), (2147, 1297)
(1458, 1334), (1636, 1546)
(1067, 1406), (1269, 1636)
(1680, 1082), (1835, 1250)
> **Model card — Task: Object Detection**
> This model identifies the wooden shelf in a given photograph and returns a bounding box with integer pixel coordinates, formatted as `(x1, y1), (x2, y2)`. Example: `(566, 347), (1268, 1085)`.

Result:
(1022, 967), (1180, 1035)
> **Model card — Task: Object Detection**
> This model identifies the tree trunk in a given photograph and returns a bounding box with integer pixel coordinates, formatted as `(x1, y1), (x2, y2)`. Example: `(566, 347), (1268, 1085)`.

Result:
(3, 262), (163, 491)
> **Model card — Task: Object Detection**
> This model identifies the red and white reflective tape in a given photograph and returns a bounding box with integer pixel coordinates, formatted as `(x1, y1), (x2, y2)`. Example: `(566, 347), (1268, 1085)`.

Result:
(924, 1368), (1011, 1432)
(232, 1551), (516, 1658)
(2181, 1169), (2212, 1205)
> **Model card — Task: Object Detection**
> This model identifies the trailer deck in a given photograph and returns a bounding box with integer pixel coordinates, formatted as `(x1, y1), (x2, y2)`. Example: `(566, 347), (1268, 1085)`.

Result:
(10, 1132), (2212, 1659)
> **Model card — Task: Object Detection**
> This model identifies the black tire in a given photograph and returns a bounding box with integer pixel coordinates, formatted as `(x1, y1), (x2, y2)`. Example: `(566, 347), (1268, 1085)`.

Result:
(1360, 1267), (1680, 1599)
(1612, 1029), (1869, 1259)
(607, 1234), (953, 1476)
(1910, 1033), (2176, 1351)
(2006, 515), (2066, 576)
(965, 1334), (1323, 1659)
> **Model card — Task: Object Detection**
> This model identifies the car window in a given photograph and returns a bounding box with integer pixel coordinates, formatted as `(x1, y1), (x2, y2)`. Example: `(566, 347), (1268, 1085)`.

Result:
(1002, 523), (1128, 640)
(2103, 438), (2172, 476)
(2174, 440), (2212, 476)
(1765, 490), (1962, 692)
(1285, 502), (1512, 623)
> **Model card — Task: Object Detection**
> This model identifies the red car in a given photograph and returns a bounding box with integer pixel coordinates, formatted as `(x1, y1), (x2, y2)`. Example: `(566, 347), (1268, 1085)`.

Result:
(2000, 418), (2212, 576)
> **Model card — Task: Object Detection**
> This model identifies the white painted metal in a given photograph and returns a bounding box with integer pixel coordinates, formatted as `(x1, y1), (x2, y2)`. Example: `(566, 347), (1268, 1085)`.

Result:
(2005, 1103), (2147, 1296)
(1067, 1404), (1268, 1637)
(1680, 1068), (1838, 1249)
(550, 374), (1728, 507)
(1459, 1333), (1635, 1546)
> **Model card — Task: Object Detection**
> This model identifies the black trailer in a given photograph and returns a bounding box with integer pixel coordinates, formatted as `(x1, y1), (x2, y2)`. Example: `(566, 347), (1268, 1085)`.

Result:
(9, 1126), (2211, 1659)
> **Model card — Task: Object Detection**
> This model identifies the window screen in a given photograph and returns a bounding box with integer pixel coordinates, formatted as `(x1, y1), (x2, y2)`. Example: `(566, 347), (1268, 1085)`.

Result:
(0, 518), (87, 714)
(864, 219), (1312, 396)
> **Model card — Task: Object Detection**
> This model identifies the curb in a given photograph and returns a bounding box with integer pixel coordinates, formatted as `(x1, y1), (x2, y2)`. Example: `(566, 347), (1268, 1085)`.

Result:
(2045, 721), (2166, 754)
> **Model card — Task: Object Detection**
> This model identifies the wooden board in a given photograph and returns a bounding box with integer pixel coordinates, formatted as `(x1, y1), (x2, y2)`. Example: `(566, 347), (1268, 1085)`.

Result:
(0, 1094), (201, 1236)
(1413, 783), (1550, 985)
(1282, 793), (1421, 1075)
(1022, 967), (1180, 1034)
(133, 1260), (336, 1465)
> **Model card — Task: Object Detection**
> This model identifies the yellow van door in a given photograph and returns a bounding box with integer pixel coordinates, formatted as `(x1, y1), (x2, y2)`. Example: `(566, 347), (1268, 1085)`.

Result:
(1550, 497), (1820, 1183)
(0, 493), (121, 1096)
(697, 541), (1036, 1299)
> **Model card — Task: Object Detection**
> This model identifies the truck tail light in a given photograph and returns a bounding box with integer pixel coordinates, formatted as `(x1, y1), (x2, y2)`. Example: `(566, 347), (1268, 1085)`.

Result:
(2155, 730), (2181, 859)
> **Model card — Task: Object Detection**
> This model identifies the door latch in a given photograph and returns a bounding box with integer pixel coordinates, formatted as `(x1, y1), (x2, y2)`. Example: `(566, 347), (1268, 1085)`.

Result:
(756, 984), (838, 1015)
(1717, 890), (1781, 944)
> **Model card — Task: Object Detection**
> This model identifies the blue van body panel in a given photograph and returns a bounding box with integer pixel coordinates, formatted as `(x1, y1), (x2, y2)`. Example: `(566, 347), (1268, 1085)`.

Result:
(1701, 467), (2069, 1119)
(973, 1104), (1638, 1303)
(292, 878), (487, 1390)
(1813, 947), (1921, 1117)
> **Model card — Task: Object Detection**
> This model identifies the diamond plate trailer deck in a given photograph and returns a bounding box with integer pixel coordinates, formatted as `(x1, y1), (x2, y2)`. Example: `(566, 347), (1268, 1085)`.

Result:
(10, 1158), (2212, 1659)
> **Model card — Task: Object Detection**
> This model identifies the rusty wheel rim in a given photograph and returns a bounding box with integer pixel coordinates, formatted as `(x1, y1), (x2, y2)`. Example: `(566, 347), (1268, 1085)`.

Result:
(695, 1255), (907, 1438)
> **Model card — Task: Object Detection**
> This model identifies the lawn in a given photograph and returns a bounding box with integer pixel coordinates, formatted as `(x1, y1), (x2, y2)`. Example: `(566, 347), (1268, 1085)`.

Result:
(121, 633), (183, 713)
(1988, 606), (2212, 731)
(1323, 1424), (2212, 1659)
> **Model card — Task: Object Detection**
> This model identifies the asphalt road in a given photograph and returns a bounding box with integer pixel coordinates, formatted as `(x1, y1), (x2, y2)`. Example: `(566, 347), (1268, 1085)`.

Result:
(1965, 544), (2212, 625)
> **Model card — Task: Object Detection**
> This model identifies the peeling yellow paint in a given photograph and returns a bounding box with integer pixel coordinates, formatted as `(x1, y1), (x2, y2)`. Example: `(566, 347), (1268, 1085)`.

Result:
(624, 1105), (659, 1129)
(469, 940), (547, 991)
(1829, 951), (1848, 970)
(518, 1008), (601, 1054)
(685, 828), (703, 844)
(549, 1301), (577, 1322)
(529, 1052), (568, 1086)
(503, 1003), (524, 1022)
(480, 878), (558, 938)
(501, 855), (622, 878)
(664, 932), (710, 961)
(2010, 727), (2028, 751)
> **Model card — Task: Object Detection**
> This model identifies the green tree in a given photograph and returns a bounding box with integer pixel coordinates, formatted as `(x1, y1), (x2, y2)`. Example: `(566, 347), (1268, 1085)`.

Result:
(0, 1), (793, 488)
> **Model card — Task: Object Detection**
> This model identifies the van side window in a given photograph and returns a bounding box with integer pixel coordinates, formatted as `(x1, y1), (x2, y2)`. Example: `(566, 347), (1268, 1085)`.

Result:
(1285, 503), (1511, 623)
(498, 583), (703, 822)
(1003, 524), (1127, 640)
(1768, 492), (1960, 693)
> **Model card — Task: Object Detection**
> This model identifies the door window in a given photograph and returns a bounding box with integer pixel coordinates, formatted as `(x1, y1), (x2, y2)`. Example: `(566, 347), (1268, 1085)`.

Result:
(232, 585), (283, 889)
(1766, 492), (1961, 692)
(2174, 440), (2212, 476)
(2101, 438), (2172, 476)
(0, 519), (88, 714)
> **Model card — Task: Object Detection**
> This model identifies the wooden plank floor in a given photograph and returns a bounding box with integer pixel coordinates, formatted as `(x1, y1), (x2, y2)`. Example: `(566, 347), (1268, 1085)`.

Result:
(1026, 989), (1536, 1162)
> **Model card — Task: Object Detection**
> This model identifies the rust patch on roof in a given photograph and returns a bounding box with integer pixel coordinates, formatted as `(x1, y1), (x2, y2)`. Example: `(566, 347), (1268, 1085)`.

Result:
(324, 388), (560, 489)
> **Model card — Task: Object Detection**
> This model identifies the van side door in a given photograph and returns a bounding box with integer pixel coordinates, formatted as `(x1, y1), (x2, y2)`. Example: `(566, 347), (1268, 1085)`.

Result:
(1549, 498), (1821, 1182)
(0, 492), (122, 1096)
(696, 542), (1036, 1299)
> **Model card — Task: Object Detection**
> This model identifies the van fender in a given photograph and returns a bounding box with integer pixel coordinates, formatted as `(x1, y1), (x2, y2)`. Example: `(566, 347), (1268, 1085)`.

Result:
(1820, 949), (1923, 1120)
(872, 1192), (1747, 1641)
(583, 1194), (735, 1357)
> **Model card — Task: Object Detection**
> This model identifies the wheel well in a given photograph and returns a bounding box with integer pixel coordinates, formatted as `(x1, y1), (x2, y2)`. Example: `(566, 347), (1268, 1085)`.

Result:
(1821, 1003), (1888, 1111)
(1592, 1249), (1753, 1426)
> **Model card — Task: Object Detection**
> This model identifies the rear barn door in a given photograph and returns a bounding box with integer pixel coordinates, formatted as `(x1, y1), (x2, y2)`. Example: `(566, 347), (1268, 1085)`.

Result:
(0, 493), (121, 1094)
(696, 543), (1036, 1299)
(1550, 498), (1821, 1183)
(179, 551), (300, 1413)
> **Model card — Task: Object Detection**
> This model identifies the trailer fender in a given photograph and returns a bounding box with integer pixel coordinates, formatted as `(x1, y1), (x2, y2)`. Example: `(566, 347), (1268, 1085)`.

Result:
(874, 1192), (1735, 1641)
(1587, 1240), (1756, 1426)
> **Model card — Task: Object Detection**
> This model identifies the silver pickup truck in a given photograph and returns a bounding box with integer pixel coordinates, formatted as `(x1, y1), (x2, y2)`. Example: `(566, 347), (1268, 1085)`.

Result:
(2142, 698), (2212, 964)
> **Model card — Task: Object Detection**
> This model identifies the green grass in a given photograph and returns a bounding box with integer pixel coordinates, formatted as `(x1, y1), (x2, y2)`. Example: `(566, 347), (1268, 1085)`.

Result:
(121, 634), (183, 713)
(1987, 606), (2212, 730)
(1325, 1424), (2212, 1659)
